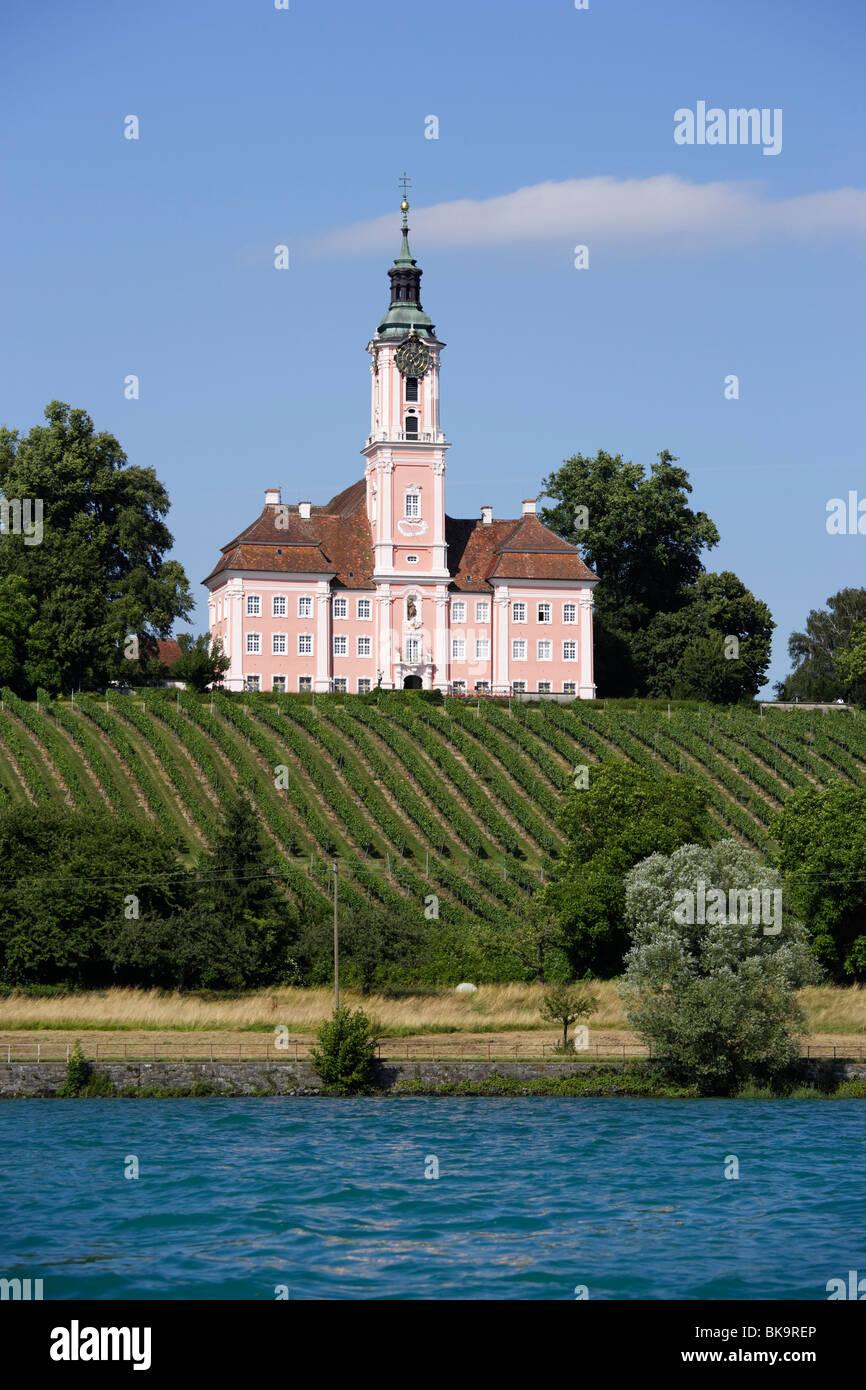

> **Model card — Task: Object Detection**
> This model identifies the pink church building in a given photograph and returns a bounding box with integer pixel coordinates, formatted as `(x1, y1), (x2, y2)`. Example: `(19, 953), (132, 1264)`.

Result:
(204, 195), (597, 697)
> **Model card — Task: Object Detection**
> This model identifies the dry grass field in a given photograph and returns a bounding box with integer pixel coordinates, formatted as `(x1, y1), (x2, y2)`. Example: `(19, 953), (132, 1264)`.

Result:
(1, 983), (865, 1062)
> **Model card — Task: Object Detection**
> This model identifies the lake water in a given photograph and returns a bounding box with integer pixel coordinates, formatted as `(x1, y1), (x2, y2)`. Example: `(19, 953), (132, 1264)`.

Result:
(2, 1098), (863, 1300)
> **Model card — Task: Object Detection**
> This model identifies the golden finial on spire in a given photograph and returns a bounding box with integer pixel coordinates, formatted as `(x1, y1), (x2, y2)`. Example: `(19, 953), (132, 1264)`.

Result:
(398, 171), (412, 218)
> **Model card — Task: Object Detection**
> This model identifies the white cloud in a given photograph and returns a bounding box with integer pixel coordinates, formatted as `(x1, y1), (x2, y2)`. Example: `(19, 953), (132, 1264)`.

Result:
(304, 175), (866, 258)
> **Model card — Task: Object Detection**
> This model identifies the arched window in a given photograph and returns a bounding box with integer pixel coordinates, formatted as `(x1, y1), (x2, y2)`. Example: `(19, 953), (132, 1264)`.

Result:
(405, 415), (418, 439)
(405, 376), (419, 402)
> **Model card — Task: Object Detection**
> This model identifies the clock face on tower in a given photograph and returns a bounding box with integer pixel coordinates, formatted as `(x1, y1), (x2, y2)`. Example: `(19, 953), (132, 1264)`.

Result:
(395, 335), (431, 378)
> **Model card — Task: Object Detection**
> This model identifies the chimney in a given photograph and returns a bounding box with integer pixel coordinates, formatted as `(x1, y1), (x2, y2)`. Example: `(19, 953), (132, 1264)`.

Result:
(298, 501), (311, 520)
(481, 505), (493, 525)
(522, 498), (537, 515)
(264, 487), (281, 506)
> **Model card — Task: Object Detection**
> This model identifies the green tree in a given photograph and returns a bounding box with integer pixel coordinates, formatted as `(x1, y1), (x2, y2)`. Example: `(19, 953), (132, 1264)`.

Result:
(311, 1007), (379, 1092)
(0, 576), (37, 686)
(170, 633), (230, 693)
(619, 840), (820, 1094)
(774, 781), (866, 980)
(0, 401), (192, 694)
(478, 896), (568, 984)
(776, 588), (866, 704)
(544, 761), (711, 976)
(539, 983), (597, 1050)
(832, 620), (866, 702)
(0, 806), (186, 986)
(195, 788), (296, 983)
(634, 571), (774, 701)
(108, 907), (260, 991)
(299, 907), (426, 994)
(540, 449), (720, 694)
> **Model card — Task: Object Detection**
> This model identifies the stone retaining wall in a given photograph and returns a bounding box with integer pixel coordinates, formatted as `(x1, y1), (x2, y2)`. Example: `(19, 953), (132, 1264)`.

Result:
(1, 1057), (865, 1098)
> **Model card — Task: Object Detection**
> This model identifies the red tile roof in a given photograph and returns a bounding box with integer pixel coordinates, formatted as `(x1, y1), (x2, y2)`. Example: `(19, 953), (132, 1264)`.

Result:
(204, 481), (597, 591)
(156, 638), (181, 667)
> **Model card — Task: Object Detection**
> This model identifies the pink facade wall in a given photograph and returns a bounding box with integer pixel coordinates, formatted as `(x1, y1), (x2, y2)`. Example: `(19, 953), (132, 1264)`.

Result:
(208, 575), (594, 695)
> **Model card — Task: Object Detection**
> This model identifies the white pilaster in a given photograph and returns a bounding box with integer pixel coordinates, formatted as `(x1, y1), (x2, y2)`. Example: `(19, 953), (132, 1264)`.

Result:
(376, 589), (394, 688)
(228, 579), (244, 692)
(578, 587), (596, 699)
(315, 584), (331, 691)
(434, 590), (449, 691)
(494, 588), (510, 693)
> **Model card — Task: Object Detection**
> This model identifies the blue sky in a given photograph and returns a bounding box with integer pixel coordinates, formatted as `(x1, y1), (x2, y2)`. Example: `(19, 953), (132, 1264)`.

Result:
(2, 0), (864, 691)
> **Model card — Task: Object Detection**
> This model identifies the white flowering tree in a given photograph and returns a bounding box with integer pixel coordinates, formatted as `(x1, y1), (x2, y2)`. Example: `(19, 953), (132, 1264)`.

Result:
(618, 839), (821, 1094)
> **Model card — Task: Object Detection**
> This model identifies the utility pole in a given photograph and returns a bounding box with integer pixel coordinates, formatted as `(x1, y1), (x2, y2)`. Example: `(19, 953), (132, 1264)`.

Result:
(332, 860), (339, 1010)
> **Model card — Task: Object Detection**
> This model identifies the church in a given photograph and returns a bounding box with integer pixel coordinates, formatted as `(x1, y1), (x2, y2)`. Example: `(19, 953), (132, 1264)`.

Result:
(204, 190), (598, 696)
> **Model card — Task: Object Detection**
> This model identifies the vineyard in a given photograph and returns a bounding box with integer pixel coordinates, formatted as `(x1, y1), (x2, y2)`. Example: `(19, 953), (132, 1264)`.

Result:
(0, 689), (863, 932)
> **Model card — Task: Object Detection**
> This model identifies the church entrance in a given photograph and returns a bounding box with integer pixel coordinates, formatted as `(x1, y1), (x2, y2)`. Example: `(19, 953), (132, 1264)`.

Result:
(403, 675), (422, 690)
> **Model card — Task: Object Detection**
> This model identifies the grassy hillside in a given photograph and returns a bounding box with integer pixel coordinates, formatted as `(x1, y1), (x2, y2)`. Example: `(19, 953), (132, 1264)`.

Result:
(0, 689), (862, 931)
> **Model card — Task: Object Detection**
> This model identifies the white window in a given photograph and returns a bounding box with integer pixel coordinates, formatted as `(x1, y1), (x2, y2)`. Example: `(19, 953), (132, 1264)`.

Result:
(406, 554), (419, 564)
(537, 640), (552, 661)
(537, 681), (551, 694)
(405, 637), (421, 662)
(272, 595), (287, 617)
(475, 638), (490, 660)
(452, 638), (465, 660)
(246, 595), (261, 617)
(298, 633), (313, 655)
(511, 639), (527, 661)
(333, 677), (347, 693)
(451, 601), (466, 623)
(333, 635), (348, 656)
(298, 595), (313, 618)
(358, 678), (371, 694)
(563, 603), (577, 624)
(563, 640), (577, 661)
(245, 675), (260, 692)
(246, 633), (261, 654)
(272, 633), (287, 655)
(333, 597), (348, 619)
(357, 598), (371, 620)
(475, 681), (490, 693)
(298, 675), (312, 692)
(405, 491), (420, 518)
(537, 602), (551, 623)
(512, 681), (526, 694)
(357, 636), (372, 657)
(563, 682), (576, 695)
(475, 601), (490, 622)
(451, 680), (466, 694)
(512, 602), (526, 623)
(272, 676), (286, 693)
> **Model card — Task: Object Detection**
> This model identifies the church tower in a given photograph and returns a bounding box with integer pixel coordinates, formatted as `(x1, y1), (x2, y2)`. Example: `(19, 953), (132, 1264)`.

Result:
(362, 184), (449, 581)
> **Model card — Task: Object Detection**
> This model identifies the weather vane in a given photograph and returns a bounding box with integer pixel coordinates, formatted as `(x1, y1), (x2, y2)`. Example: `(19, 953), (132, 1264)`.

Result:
(398, 172), (412, 203)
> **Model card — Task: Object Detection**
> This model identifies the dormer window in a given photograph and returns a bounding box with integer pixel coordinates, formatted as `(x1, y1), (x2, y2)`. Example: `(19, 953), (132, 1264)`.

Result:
(405, 377), (419, 402)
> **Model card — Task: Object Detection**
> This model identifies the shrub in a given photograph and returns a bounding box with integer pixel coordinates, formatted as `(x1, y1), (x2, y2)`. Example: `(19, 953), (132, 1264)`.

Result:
(58, 1042), (91, 1097)
(310, 1007), (378, 1093)
(55, 1041), (112, 1097)
(619, 839), (821, 1095)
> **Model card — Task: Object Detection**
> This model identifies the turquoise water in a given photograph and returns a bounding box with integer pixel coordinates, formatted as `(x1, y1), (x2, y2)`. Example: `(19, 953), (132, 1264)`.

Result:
(2, 1098), (863, 1300)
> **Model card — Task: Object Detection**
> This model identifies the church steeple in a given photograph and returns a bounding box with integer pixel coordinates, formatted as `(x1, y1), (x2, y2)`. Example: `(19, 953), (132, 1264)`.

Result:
(364, 177), (449, 583)
(377, 176), (437, 340)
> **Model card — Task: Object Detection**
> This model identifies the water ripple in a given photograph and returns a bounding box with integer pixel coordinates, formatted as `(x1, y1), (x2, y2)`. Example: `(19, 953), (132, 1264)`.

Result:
(0, 1098), (864, 1299)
